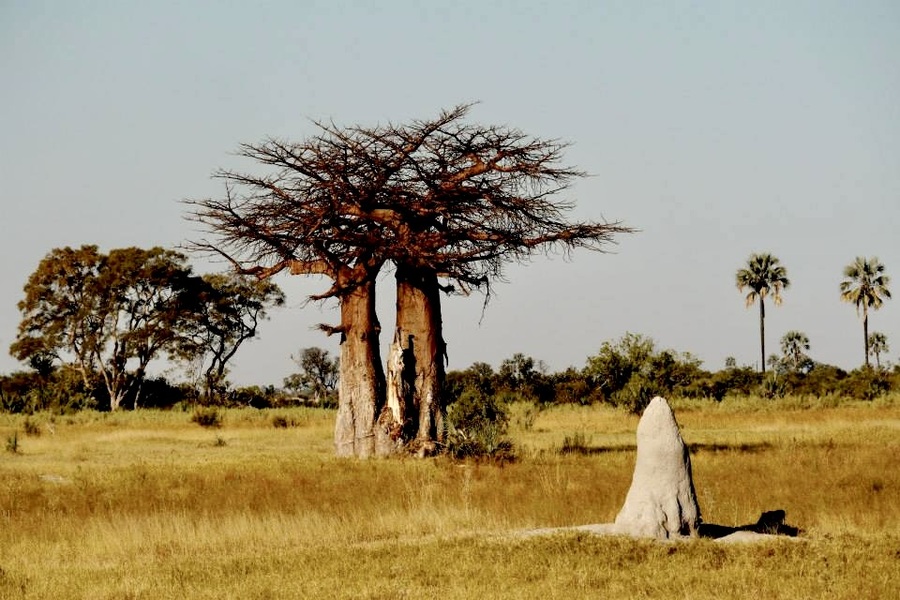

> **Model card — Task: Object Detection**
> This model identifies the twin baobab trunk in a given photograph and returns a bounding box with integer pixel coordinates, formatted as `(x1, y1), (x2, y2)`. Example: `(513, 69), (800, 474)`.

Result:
(331, 268), (446, 458)
(334, 279), (386, 458)
(384, 265), (446, 456)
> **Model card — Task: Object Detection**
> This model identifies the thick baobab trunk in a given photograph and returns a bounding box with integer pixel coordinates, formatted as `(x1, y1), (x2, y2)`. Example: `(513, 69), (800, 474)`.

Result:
(335, 280), (386, 458)
(387, 265), (446, 456)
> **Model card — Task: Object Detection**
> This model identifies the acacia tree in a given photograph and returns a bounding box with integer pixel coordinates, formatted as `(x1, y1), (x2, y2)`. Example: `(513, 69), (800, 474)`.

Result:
(186, 104), (631, 457)
(176, 273), (285, 402)
(736, 253), (790, 374)
(283, 347), (340, 405)
(840, 256), (891, 369)
(11, 246), (194, 410)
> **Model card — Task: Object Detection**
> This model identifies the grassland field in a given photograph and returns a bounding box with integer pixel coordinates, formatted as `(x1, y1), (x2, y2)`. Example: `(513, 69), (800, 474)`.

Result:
(1, 395), (899, 599)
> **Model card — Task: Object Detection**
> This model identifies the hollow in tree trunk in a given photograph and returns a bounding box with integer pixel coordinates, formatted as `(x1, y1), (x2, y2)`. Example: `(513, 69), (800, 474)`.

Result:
(387, 265), (446, 456)
(334, 279), (386, 458)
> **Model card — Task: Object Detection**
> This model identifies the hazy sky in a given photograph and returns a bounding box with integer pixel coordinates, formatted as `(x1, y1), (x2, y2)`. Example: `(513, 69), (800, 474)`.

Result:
(2, 1), (899, 385)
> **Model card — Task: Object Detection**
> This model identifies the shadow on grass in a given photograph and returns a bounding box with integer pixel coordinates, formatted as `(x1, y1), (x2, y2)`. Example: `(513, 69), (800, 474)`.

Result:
(699, 509), (802, 539)
(559, 444), (635, 456)
(689, 442), (773, 454)
(558, 441), (773, 456)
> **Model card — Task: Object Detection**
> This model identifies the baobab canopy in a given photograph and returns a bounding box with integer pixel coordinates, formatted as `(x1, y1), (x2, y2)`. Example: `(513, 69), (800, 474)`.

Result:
(186, 104), (632, 457)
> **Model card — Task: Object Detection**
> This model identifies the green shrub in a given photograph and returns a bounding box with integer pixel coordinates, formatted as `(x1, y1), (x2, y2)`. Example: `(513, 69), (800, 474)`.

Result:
(444, 389), (515, 461)
(135, 377), (194, 409)
(839, 368), (892, 400)
(191, 407), (222, 428)
(760, 374), (786, 399)
(611, 374), (662, 414)
(22, 418), (41, 437)
(551, 371), (593, 405)
(272, 414), (298, 429)
(559, 432), (592, 455)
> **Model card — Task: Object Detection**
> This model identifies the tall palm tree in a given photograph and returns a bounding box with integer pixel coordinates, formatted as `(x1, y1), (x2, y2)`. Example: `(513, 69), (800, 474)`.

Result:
(780, 330), (810, 372)
(868, 332), (889, 370)
(840, 257), (891, 368)
(736, 253), (790, 374)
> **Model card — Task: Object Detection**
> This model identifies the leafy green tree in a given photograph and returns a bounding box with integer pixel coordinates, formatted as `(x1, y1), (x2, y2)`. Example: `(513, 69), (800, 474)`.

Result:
(1, 355), (102, 414)
(709, 366), (761, 400)
(736, 253), (790, 374)
(550, 368), (594, 405)
(584, 332), (654, 401)
(840, 257), (891, 368)
(868, 332), (889, 370)
(780, 330), (812, 373)
(283, 347), (340, 406)
(839, 367), (892, 400)
(446, 362), (496, 403)
(584, 333), (701, 411)
(495, 353), (553, 404)
(785, 362), (846, 397)
(11, 246), (194, 410)
(177, 273), (284, 403)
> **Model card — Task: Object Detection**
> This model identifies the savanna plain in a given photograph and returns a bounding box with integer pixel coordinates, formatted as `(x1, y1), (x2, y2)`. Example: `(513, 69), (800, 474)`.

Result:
(2, 396), (899, 599)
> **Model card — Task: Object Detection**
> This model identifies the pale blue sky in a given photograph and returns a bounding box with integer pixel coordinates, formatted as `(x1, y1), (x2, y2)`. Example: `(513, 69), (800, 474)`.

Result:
(2, 1), (898, 385)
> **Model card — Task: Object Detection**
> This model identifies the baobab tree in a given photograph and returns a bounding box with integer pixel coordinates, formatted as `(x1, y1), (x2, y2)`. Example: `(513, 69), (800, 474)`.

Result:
(357, 106), (631, 454)
(840, 257), (891, 368)
(186, 104), (631, 457)
(187, 189), (387, 456)
(736, 253), (790, 374)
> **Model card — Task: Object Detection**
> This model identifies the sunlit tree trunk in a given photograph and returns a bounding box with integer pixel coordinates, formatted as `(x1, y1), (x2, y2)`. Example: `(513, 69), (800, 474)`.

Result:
(379, 331), (409, 456)
(335, 279), (386, 458)
(388, 264), (446, 456)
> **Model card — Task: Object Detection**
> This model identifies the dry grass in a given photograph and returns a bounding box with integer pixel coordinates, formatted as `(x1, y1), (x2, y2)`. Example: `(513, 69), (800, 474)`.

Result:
(1, 398), (899, 599)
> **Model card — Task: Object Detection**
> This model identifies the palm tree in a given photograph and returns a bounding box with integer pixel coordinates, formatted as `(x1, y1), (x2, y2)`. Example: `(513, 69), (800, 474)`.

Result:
(839, 257), (891, 368)
(867, 331), (889, 370)
(780, 330), (811, 372)
(736, 253), (790, 374)
(781, 331), (809, 371)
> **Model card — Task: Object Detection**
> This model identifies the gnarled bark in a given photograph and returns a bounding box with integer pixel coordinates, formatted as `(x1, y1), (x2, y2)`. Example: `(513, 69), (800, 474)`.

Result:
(388, 264), (446, 455)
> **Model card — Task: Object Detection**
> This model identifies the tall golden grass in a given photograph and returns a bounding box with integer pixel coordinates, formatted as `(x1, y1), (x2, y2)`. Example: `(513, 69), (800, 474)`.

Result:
(1, 397), (898, 599)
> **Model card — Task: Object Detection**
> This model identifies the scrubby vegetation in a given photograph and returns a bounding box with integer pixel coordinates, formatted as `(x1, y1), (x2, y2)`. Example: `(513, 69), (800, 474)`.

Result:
(442, 334), (900, 423)
(1, 399), (898, 598)
(4, 333), (899, 466)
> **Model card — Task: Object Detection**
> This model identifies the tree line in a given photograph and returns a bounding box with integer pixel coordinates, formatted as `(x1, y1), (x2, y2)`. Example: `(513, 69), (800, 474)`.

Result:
(5, 245), (284, 412)
(2, 105), (632, 459)
(735, 252), (891, 373)
(3, 107), (894, 462)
